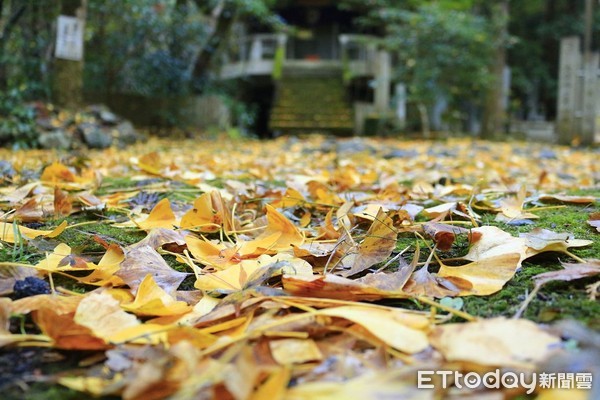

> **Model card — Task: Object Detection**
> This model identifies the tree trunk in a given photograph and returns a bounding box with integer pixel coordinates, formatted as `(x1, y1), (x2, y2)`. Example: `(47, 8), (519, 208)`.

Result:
(481, 0), (509, 139)
(191, 0), (237, 92)
(52, 0), (85, 109)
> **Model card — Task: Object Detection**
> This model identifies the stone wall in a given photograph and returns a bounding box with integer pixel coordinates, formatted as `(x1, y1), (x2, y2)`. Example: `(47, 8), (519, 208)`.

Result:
(84, 93), (230, 130)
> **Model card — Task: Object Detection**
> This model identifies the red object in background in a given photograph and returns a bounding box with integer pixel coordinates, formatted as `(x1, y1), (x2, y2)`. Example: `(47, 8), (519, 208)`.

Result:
(305, 55), (320, 61)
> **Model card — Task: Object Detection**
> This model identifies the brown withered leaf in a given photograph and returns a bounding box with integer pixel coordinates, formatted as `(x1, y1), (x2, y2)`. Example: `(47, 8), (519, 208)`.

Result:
(136, 228), (187, 250)
(33, 302), (107, 350)
(402, 242), (461, 298)
(0, 298), (51, 347)
(53, 186), (73, 216)
(533, 260), (600, 286)
(338, 208), (397, 277)
(422, 222), (468, 251)
(14, 197), (44, 222)
(117, 244), (188, 296)
(589, 212), (600, 232)
(516, 260), (600, 318)
(282, 273), (410, 301)
(0, 181), (40, 204)
(402, 264), (460, 298)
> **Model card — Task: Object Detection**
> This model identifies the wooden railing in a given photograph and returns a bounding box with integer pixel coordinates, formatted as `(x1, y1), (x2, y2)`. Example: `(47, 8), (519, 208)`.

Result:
(220, 33), (287, 79)
(220, 33), (379, 80)
(339, 34), (377, 81)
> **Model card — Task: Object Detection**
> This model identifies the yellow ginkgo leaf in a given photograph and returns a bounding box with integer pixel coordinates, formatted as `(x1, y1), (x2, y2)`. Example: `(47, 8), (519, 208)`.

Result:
(269, 338), (323, 365)
(0, 220), (67, 244)
(238, 204), (304, 256)
(137, 151), (163, 175)
(319, 306), (429, 354)
(185, 235), (241, 269)
(430, 317), (561, 369)
(339, 208), (397, 277)
(121, 274), (191, 316)
(194, 254), (312, 292)
(437, 253), (523, 296)
(35, 243), (95, 272)
(270, 187), (306, 208)
(135, 198), (177, 230)
(77, 244), (126, 286)
(40, 162), (77, 183)
(59, 376), (122, 397)
(180, 191), (231, 232)
(251, 366), (290, 400)
(74, 292), (140, 342)
(40, 162), (97, 190)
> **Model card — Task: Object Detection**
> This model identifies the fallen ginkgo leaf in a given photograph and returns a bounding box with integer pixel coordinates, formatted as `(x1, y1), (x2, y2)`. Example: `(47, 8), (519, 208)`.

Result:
(0, 220), (67, 244)
(319, 306), (430, 354)
(430, 317), (561, 369)
(269, 338), (323, 365)
(195, 254), (312, 292)
(121, 274), (191, 316)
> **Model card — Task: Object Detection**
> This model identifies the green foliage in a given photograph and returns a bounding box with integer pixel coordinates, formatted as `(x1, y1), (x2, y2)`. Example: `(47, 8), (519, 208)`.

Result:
(272, 45), (285, 80)
(0, 89), (38, 149)
(363, 2), (493, 114)
(85, 0), (209, 96)
(1, 1), (60, 100)
(508, 1), (600, 118)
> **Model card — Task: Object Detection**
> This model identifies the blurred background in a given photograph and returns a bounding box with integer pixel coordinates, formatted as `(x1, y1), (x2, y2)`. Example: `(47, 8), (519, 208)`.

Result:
(1, 0), (600, 147)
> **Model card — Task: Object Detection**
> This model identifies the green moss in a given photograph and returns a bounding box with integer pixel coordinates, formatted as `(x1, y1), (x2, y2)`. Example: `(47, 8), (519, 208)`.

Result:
(94, 176), (139, 196)
(460, 197), (600, 326)
(462, 260), (600, 328)
(8, 379), (120, 400)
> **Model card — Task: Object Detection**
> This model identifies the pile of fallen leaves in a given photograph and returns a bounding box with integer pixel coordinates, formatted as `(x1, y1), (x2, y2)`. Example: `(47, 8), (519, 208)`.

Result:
(0, 135), (599, 399)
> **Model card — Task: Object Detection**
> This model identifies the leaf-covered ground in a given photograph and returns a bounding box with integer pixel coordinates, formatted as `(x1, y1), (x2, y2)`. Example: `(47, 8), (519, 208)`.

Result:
(0, 135), (599, 399)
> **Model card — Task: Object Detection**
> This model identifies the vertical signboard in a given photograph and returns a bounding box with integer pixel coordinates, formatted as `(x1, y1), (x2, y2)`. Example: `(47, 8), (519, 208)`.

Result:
(55, 15), (84, 61)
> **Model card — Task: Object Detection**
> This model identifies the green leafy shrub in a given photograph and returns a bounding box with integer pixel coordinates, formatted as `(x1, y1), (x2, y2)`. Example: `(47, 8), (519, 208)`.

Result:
(0, 89), (38, 149)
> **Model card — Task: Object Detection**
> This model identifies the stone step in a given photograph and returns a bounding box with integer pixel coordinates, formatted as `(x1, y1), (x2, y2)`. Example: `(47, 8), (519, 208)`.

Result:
(272, 118), (353, 123)
(270, 113), (353, 120)
(282, 65), (343, 78)
(270, 121), (354, 129)
(269, 66), (353, 134)
(271, 103), (351, 114)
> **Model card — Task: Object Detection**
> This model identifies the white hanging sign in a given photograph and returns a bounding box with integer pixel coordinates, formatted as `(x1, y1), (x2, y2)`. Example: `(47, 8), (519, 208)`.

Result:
(55, 15), (84, 61)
